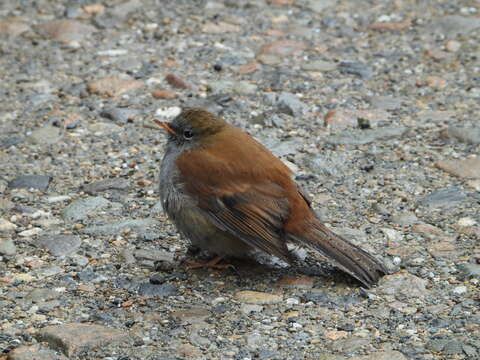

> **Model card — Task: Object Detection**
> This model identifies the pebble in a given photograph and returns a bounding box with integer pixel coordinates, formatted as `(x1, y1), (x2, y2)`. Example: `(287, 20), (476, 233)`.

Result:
(35, 234), (81, 257)
(351, 350), (407, 360)
(304, 0), (336, 12)
(276, 276), (314, 289)
(7, 344), (68, 360)
(325, 109), (390, 130)
(82, 218), (158, 236)
(202, 22), (241, 34)
(82, 178), (131, 194)
(390, 212), (419, 226)
(19, 228), (43, 237)
(61, 196), (110, 222)
(338, 61), (373, 79)
(240, 304), (264, 314)
(0, 218), (17, 232)
(457, 263), (480, 279)
(452, 285), (467, 295)
(0, 17), (30, 36)
(326, 127), (407, 145)
(445, 126), (480, 145)
(37, 20), (96, 42)
(170, 308), (210, 323)
(0, 238), (16, 256)
(368, 96), (403, 110)
(35, 323), (128, 356)
(235, 291), (283, 305)
(99, 107), (140, 123)
(378, 271), (429, 298)
(418, 187), (467, 208)
(137, 283), (177, 297)
(427, 241), (457, 259)
(8, 175), (52, 191)
(258, 40), (307, 57)
(87, 77), (144, 97)
(152, 90), (178, 99)
(430, 15), (480, 37)
(208, 80), (257, 95)
(302, 60), (337, 72)
(28, 126), (62, 146)
(155, 106), (182, 119)
(165, 74), (191, 89)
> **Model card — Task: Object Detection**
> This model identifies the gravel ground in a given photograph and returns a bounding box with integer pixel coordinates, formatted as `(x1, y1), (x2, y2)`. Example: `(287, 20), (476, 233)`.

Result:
(1, 1), (479, 359)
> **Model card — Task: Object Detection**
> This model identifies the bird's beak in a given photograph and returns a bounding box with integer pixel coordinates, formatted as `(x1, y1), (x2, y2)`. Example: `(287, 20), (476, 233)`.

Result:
(153, 119), (176, 135)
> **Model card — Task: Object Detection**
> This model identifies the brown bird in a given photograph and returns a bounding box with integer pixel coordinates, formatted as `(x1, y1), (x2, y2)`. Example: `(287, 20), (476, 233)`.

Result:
(155, 108), (386, 287)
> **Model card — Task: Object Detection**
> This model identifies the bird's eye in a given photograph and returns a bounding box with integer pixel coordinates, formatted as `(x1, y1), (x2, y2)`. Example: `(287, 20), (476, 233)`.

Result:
(183, 129), (193, 140)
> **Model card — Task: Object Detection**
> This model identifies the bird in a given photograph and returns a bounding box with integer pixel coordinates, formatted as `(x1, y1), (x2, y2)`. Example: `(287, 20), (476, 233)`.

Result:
(154, 108), (387, 287)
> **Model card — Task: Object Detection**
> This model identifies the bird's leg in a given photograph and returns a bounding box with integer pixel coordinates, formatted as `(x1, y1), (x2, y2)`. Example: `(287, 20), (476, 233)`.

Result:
(184, 255), (234, 270)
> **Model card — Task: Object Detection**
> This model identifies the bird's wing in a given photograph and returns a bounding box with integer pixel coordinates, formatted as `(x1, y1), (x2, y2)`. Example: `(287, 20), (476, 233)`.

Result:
(175, 129), (297, 262)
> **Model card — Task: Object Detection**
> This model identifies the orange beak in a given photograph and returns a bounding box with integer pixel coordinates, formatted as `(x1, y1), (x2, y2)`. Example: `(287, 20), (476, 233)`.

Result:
(153, 119), (176, 135)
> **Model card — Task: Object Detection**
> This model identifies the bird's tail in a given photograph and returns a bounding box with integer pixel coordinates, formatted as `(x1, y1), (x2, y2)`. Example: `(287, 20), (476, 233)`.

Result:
(291, 220), (387, 287)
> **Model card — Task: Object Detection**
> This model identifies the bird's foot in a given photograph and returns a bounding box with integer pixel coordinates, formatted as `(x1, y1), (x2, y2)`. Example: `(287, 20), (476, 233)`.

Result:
(184, 256), (234, 270)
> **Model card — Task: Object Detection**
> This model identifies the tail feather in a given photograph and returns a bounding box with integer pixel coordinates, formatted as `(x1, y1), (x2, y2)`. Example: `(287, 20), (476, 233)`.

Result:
(292, 221), (387, 287)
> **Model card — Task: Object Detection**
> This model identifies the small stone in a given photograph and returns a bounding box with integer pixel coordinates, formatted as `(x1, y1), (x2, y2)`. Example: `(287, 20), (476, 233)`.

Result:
(61, 197), (110, 222)
(351, 350), (407, 360)
(466, 179), (480, 191)
(380, 228), (402, 242)
(134, 249), (175, 263)
(457, 217), (476, 227)
(258, 40), (307, 57)
(368, 96), (403, 110)
(82, 219), (158, 236)
(326, 127), (407, 145)
(37, 20), (96, 42)
(276, 92), (309, 116)
(36, 234), (81, 256)
(237, 61), (260, 74)
(417, 110), (455, 123)
(25, 288), (61, 303)
(338, 61), (373, 79)
(457, 263), (480, 279)
(137, 283), (177, 297)
(165, 74), (190, 89)
(99, 108), (140, 123)
(325, 330), (348, 341)
(442, 341), (464, 355)
(368, 21), (411, 31)
(0, 218), (17, 232)
(8, 175), (52, 191)
(302, 60), (337, 72)
(235, 290), (283, 305)
(89, 122), (122, 135)
(452, 285), (467, 295)
(7, 344), (68, 360)
(177, 344), (202, 358)
(240, 304), (264, 314)
(87, 77), (143, 97)
(390, 212), (419, 226)
(412, 223), (442, 235)
(82, 178), (130, 194)
(19, 228), (43, 237)
(445, 40), (461, 52)
(378, 271), (429, 298)
(170, 308), (210, 323)
(202, 22), (241, 33)
(111, 0), (142, 19)
(445, 126), (480, 145)
(304, 0), (336, 13)
(0, 17), (30, 36)
(246, 331), (264, 350)
(0, 238), (16, 256)
(330, 336), (370, 353)
(276, 276), (314, 289)
(426, 76), (447, 90)
(29, 126), (62, 146)
(152, 90), (178, 99)
(83, 4), (105, 15)
(155, 106), (182, 119)
(430, 15), (480, 37)
(207, 80), (257, 95)
(428, 241), (457, 259)
(418, 187), (467, 208)
(35, 323), (127, 356)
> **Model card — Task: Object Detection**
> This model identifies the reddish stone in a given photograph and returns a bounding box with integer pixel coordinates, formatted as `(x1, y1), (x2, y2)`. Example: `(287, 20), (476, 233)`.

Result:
(165, 74), (190, 89)
(152, 90), (178, 99)
(368, 21), (411, 31)
(258, 40), (307, 56)
(87, 77), (143, 97)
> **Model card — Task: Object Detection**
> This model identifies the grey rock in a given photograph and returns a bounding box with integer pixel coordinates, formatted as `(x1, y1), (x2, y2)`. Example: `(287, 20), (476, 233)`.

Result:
(82, 218), (158, 236)
(390, 212), (419, 226)
(111, 0), (142, 18)
(378, 272), (429, 298)
(339, 61), (373, 79)
(327, 127), (408, 145)
(25, 288), (61, 303)
(36, 234), (81, 256)
(462, 344), (478, 357)
(137, 283), (177, 297)
(189, 333), (211, 347)
(443, 341), (464, 355)
(35, 323), (128, 356)
(446, 126), (480, 144)
(457, 263), (480, 279)
(426, 338), (449, 352)
(418, 187), (467, 208)
(350, 351), (407, 360)
(369, 96), (403, 110)
(7, 344), (68, 360)
(100, 107), (140, 123)
(29, 126), (62, 145)
(0, 238), (16, 256)
(277, 92), (309, 116)
(331, 336), (370, 353)
(430, 15), (480, 37)
(61, 196), (110, 222)
(82, 178), (131, 194)
(34, 265), (64, 279)
(0, 135), (23, 149)
(208, 80), (257, 95)
(303, 0), (336, 13)
(134, 249), (175, 263)
(302, 60), (337, 72)
(8, 175), (52, 191)
(261, 137), (303, 157)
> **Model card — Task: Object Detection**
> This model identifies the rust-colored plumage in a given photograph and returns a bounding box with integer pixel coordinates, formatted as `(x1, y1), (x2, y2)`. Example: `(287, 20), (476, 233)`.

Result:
(157, 108), (386, 287)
